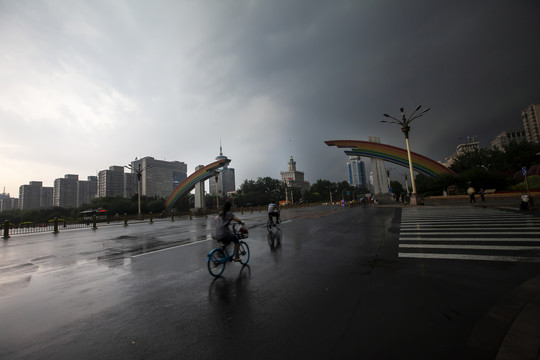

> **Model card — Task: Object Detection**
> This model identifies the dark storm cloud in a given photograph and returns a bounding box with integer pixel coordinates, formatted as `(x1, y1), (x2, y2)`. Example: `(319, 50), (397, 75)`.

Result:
(192, 0), (540, 180)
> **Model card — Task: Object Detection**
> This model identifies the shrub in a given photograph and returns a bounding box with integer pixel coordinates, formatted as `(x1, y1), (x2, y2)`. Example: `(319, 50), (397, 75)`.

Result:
(510, 175), (540, 190)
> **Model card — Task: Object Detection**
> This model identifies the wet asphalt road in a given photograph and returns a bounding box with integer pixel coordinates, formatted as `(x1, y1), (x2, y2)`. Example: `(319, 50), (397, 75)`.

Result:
(1, 205), (540, 359)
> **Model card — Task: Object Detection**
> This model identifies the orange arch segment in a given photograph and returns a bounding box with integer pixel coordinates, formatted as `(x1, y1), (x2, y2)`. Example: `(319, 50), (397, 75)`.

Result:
(165, 158), (231, 210)
(325, 140), (455, 178)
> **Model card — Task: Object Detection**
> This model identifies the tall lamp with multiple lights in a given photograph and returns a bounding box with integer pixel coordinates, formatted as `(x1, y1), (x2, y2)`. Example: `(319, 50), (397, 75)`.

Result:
(125, 162), (151, 219)
(381, 105), (430, 206)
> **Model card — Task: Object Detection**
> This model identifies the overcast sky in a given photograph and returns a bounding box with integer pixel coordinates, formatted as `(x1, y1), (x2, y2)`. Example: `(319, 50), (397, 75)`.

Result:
(2, 0), (540, 196)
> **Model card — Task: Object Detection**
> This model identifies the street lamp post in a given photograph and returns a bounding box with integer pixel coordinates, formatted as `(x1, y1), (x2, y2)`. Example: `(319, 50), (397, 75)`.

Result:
(353, 189), (359, 201)
(125, 162), (151, 219)
(382, 105), (430, 206)
(214, 174), (220, 209)
(326, 185), (334, 203)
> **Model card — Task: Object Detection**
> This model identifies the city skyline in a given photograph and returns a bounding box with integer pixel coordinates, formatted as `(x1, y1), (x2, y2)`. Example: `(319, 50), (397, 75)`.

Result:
(2, 1), (540, 195)
(2, 105), (536, 198)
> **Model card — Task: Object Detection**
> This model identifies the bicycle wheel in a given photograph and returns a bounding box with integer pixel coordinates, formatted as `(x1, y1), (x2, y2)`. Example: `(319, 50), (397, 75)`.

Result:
(207, 248), (226, 277)
(275, 218), (281, 230)
(238, 241), (250, 265)
(266, 219), (273, 232)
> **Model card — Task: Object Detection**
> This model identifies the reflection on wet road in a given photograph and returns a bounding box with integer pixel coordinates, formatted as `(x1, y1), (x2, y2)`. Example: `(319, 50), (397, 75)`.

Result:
(3, 205), (538, 359)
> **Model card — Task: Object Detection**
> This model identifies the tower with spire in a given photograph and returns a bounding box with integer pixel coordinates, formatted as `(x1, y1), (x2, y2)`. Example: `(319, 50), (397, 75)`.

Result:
(208, 141), (235, 197)
(280, 155), (310, 192)
(215, 140), (227, 161)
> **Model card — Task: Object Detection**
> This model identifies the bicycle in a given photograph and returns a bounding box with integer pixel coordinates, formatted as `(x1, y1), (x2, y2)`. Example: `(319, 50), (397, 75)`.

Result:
(266, 214), (281, 232)
(207, 223), (250, 277)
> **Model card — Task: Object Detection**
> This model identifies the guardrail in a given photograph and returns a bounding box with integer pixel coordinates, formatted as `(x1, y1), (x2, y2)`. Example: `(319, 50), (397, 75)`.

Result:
(1, 203), (328, 238)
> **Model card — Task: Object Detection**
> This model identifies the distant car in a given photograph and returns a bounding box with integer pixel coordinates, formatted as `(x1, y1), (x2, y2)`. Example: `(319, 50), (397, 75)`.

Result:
(245, 203), (253, 207)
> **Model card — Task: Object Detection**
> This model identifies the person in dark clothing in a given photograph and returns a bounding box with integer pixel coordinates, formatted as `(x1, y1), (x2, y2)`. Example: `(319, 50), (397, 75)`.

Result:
(213, 201), (244, 261)
(467, 186), (476, 203)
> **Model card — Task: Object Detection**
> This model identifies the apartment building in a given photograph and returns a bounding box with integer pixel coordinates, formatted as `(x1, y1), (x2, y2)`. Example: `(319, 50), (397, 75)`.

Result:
(129, 157), (187, 199)
(522, 103), (540, 143)
(53, 174), (79, 208)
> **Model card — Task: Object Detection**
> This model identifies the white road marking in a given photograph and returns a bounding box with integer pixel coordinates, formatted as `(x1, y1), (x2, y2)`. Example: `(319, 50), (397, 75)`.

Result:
(399, 244), (540, 250)
(398, 253), (540, 262)
(399, 237), (540, 242)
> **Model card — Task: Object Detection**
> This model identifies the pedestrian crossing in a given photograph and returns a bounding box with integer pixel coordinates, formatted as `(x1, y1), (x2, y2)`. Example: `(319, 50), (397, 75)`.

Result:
(399, 207), (540, 262)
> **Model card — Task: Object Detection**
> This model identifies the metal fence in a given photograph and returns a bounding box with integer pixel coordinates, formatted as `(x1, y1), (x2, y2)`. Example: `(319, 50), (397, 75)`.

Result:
(0, 208), (220, 237)
(1, 219), (125, 236)
(1, 204), (320, 238)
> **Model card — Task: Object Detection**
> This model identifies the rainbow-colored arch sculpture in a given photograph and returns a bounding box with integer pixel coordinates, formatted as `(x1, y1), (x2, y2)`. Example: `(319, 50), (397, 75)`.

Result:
(165, 158), (231, 209)
(325, 140), (455, 178)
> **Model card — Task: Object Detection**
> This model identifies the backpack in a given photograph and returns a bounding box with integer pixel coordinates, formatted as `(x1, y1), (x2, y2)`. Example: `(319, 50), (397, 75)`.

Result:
(211, 215), (231, 240)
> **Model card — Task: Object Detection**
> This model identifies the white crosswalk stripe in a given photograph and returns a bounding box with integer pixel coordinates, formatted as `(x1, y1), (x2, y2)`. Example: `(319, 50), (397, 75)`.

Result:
(399, 207), (540, 262)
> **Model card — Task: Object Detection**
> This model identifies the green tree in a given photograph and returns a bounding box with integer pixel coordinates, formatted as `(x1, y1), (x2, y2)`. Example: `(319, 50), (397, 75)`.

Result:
(449, 148), (493, 173)
(436, 140), (540, 194)
(498, 141), (540, 174)
(335, 181), (354, 201)
(147, 199), (166, 213)
(390, 181), (404, 195)
(309, 179), (335, 203)
(87, 196), (136, 216)
(236, 177), (285, 206)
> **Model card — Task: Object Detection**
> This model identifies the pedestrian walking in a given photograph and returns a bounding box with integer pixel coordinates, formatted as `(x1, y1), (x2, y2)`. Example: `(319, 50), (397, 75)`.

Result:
(467, 186), (476, 203)
(479, 188), (485, 202)
(520, 194), (530, 211)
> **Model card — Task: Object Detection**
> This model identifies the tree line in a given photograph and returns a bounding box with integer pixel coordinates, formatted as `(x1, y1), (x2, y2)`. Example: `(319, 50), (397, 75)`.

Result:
(0, 178), (367, 225)
(416, 141), (540, 196)
(3, 140), (539, 224)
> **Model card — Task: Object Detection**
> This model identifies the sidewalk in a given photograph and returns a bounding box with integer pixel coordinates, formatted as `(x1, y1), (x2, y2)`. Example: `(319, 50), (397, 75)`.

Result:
(375, 193), (540, 217)
(423, 193), (540, 213)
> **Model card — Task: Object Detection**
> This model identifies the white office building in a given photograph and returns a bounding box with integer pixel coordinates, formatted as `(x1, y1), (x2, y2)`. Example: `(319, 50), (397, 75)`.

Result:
(347, 156), (367, 188)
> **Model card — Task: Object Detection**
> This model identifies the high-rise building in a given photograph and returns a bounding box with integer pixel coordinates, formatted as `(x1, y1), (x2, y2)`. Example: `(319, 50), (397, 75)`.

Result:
(41, 187), (54, 208)
(19, 181), (43, 210)
(490, 129), (527, 150)
(54, 174), (79, 208)
(0, 191), (9, 212)
(124, 172), (138, 199)
(280, 156), (310, 192)
(98, 166), (125, 197)
(1, 197), (18, 212)
(1, 194), (18, 212)
(209, 145), (236, 196)
(347, 156), (367, 188)
(442, 136), (480, 168)
(129, 157), (187, 199)
(0, 190), (18, 212)
(77, 176), (98, 207)
(456, 137), (479, 155)
(522, 103), (540, 143)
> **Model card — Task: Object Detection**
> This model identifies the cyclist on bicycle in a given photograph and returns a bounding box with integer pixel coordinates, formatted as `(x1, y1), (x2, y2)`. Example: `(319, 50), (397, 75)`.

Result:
(268, 200), (280, 225)
(213, 201), (244, 262)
